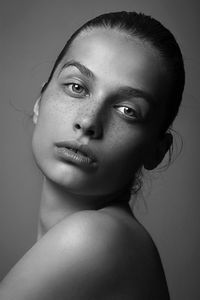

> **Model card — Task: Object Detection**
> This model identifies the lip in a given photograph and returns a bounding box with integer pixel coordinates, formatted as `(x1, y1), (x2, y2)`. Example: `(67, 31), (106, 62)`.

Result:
(55, 140), (98, 170)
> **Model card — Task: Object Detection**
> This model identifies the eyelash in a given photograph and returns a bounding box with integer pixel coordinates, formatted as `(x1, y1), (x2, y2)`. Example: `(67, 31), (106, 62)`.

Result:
(62, 82), (141, 121)
(114, 106), (140, 121)
(63, 82), (89, 97)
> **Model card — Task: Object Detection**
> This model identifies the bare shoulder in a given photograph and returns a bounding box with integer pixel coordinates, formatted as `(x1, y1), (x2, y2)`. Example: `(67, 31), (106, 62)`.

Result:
(47, 209), (170, 299)
(93, 208), (171, 300)
(0, 210), (170, 300)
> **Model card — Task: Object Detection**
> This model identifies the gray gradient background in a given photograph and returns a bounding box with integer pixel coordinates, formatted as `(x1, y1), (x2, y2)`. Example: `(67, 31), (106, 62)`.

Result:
(0, 0), (199, 299)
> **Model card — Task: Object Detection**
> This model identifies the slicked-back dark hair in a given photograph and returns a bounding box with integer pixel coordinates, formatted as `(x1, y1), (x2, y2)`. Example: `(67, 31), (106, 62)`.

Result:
(42, 11), (185, 135)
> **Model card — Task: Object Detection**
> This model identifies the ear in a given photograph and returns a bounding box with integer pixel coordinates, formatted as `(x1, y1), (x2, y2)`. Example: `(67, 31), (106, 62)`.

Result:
(33, 97), (41, 124)
(144, 133), (173, 170)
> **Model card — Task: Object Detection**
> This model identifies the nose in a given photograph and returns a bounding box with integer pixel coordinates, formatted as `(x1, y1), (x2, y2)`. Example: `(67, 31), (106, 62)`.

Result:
(73, 103), (104, 139)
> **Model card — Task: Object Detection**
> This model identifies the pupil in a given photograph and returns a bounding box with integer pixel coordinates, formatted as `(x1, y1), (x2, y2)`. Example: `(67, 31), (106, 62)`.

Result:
(125, 107), (132, 115)
(73, 84), (82, 92)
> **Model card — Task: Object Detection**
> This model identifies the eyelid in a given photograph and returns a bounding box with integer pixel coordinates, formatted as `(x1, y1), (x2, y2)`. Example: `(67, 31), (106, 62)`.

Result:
(62, 81), (89, 97)
(114, 104), (142, 121)
(59, 69), (91, 86)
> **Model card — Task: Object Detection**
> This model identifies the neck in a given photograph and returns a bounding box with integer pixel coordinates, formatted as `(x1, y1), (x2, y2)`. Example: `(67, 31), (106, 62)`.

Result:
(37, 177), (131, 240)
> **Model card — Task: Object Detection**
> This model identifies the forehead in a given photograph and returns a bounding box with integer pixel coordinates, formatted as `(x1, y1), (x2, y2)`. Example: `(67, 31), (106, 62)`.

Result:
(58, 28), (169, 103)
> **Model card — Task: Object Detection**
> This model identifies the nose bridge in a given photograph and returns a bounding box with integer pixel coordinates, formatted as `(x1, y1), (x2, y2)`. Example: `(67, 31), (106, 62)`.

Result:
(79, 95), (104, 120)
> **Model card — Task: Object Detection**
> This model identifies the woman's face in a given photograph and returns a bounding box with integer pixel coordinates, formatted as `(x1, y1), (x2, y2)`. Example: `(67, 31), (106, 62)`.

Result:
(32, 28), (170, 196)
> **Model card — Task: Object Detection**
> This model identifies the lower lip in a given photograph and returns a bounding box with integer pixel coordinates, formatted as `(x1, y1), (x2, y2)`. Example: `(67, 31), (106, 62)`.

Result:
(55, 147), (98, 170)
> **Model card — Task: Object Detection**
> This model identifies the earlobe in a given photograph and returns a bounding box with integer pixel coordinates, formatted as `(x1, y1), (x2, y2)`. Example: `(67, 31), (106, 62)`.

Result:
(33, 98), (41, 124)
(144, 133), (173, 170)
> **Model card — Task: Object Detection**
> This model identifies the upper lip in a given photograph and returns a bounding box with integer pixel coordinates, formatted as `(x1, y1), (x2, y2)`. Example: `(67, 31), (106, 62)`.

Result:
(55, 140), (98, 162)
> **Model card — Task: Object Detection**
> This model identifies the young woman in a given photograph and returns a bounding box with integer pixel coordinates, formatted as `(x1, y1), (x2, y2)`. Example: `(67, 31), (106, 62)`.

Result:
(0, 11), (185, 299)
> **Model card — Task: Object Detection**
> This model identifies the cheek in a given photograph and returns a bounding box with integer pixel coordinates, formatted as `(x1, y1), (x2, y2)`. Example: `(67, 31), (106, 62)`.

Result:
(102, 121), (148, 172)
(34, 95), (76, 139)
(93, 131), (147, 193)
(32, 97), (69, 166)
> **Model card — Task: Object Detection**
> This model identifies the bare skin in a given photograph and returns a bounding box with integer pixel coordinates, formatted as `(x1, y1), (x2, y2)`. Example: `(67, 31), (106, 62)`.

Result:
(0, 194), (170, 299)
(0, 28), (171, 299)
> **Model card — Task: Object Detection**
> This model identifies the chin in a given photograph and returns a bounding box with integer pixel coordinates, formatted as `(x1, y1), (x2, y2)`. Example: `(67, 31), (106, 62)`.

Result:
(35, 159), (93, 194)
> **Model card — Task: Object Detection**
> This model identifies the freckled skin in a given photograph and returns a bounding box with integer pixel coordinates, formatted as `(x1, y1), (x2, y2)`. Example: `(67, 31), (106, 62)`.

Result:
(32, 29), (168, 196)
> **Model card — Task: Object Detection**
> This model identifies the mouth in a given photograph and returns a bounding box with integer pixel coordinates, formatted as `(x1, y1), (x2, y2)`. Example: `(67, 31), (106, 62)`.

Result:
(55, 141), (98, 169)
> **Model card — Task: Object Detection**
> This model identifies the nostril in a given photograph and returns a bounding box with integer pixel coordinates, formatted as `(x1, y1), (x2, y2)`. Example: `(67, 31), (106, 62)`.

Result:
(74, 124), (81, 130)
(74, 123), (95, 136)
(73, 121), (101, 138)
(87, 129), (95, 136)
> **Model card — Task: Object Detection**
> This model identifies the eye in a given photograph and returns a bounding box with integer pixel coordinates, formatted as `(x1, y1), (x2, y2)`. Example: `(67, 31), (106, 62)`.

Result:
(63, 82), (88, 97)
(115, 106), (139, 120)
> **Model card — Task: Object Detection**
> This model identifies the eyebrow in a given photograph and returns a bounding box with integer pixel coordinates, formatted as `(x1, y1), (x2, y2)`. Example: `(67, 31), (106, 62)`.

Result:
(117, 86), (156, 106)
(60, 60), (156, 105)
(60, 60), (95, 80)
